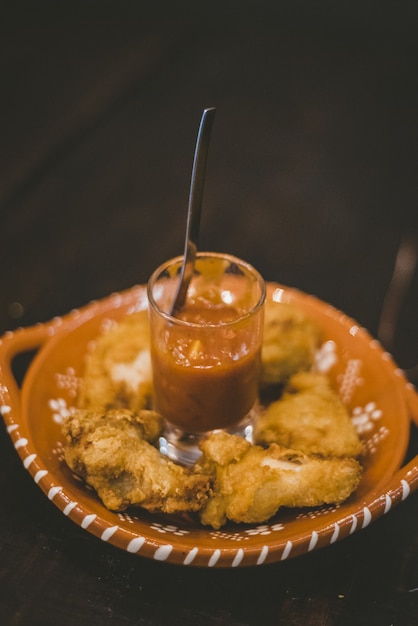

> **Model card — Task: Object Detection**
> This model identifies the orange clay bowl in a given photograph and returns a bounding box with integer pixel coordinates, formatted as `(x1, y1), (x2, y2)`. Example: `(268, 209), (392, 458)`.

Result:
(1, 283), (417, 568)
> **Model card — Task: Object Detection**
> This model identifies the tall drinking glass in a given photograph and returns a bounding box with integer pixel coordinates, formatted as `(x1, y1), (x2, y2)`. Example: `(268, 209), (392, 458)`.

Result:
(147, 252), (265, 464)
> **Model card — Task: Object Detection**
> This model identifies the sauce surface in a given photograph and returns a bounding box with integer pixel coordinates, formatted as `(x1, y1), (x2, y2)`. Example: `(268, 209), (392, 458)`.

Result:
(151, 298), (261, 432)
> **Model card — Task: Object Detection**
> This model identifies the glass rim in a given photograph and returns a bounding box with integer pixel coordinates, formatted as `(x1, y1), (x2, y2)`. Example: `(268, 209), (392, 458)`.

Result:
(147, 251), (266, 328)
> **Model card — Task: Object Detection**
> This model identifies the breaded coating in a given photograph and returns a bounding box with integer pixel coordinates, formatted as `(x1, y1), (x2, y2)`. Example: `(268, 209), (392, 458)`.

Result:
(198, 431), (362, 529)
(77, 311), (153, 413)
(254, 371), (362, 457)
(261, 300), (322, 386)
(62, 408), (211, 513)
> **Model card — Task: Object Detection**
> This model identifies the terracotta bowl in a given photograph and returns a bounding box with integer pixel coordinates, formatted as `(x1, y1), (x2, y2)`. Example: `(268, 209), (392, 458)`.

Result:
(1, 283), (417, 568)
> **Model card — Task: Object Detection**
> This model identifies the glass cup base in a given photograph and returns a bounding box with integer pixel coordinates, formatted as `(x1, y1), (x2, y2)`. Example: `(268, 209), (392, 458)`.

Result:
(158, 405), (259, 466)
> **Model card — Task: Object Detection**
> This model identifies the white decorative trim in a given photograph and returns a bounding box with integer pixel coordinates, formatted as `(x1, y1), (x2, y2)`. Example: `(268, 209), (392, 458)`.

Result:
(63, 501), (77, 516)
(384, 494), (392, 514)
(330, 523), (340, 544)
(349, 515), (358, 534)
(401, 479), (410, 500)
(208, 549), (221, 567)
(14, 437), (28, 449)
(154, 545), (173, 561)
(34, 469), (48, 483)
(101, 526), (119, 541)
(48, 486), (62, 500)
(23, 453), (37, 468)
(232, 548), (244, 567)
(257, 545), (269, 565)
(127, 536), (145, 553)
(362, 507), (372, 528)
(281, 541), (292, 560)
(183, 547), (198, 565)
(308, 531), (318, 551)
(81, 514), (96, 529)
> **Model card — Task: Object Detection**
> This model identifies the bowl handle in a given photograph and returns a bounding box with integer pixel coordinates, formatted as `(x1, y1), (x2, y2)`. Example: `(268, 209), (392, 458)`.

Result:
(0, 321), (56, 429)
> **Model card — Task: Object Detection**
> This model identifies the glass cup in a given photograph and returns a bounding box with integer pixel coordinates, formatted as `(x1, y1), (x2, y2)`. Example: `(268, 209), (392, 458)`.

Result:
(147, 252), (266, 465)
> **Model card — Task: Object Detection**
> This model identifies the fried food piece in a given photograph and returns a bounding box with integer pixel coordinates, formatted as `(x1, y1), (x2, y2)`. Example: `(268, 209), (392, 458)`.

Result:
(254, 371), (362, 457)
(198, 431), (362, 529)
(261, 300), (322, 386)
(62, 408), (211, 513)
(77, 311), (153, 412)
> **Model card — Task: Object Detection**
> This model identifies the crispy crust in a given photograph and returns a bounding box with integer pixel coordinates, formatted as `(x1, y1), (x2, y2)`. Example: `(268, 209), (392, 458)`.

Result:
(77, 311), (153, 413)
(254, 371), (363, 457)
(261, 300), (322, 386)
(198, 431), (362, 529)
(62, 408), (211, 513)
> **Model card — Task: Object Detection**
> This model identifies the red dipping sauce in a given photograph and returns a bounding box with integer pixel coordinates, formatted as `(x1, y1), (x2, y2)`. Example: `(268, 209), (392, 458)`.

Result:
(151, 299), (261, 432)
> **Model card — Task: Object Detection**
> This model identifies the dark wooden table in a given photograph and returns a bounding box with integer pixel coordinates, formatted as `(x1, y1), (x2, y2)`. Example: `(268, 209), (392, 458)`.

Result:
(1, 3), (417, 624)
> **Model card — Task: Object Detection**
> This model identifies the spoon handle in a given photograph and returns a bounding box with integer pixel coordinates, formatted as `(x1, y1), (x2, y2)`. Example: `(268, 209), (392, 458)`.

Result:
(171, 107), (216, 315)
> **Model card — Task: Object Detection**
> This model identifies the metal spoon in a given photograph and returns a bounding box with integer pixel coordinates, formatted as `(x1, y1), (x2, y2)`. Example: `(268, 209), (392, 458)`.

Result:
(170, 107), (216, 316)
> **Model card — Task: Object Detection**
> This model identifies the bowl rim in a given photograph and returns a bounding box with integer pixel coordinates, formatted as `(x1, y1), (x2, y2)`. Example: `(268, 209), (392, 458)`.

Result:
(0, 282), (417, 568)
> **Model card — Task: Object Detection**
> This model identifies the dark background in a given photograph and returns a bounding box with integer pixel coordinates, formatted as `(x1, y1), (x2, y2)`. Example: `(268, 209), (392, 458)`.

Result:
(0, 2), (417, 624)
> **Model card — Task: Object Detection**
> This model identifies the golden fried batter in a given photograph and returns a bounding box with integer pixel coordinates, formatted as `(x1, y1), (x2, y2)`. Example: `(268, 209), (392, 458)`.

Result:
(77, 311), (153, 413)
(65, 301), (365, 528)
(62, 408), (211, 513)
(198, 431), (362, 529)
(254, 371), (362, 457)
(261, 300), (322, 386)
